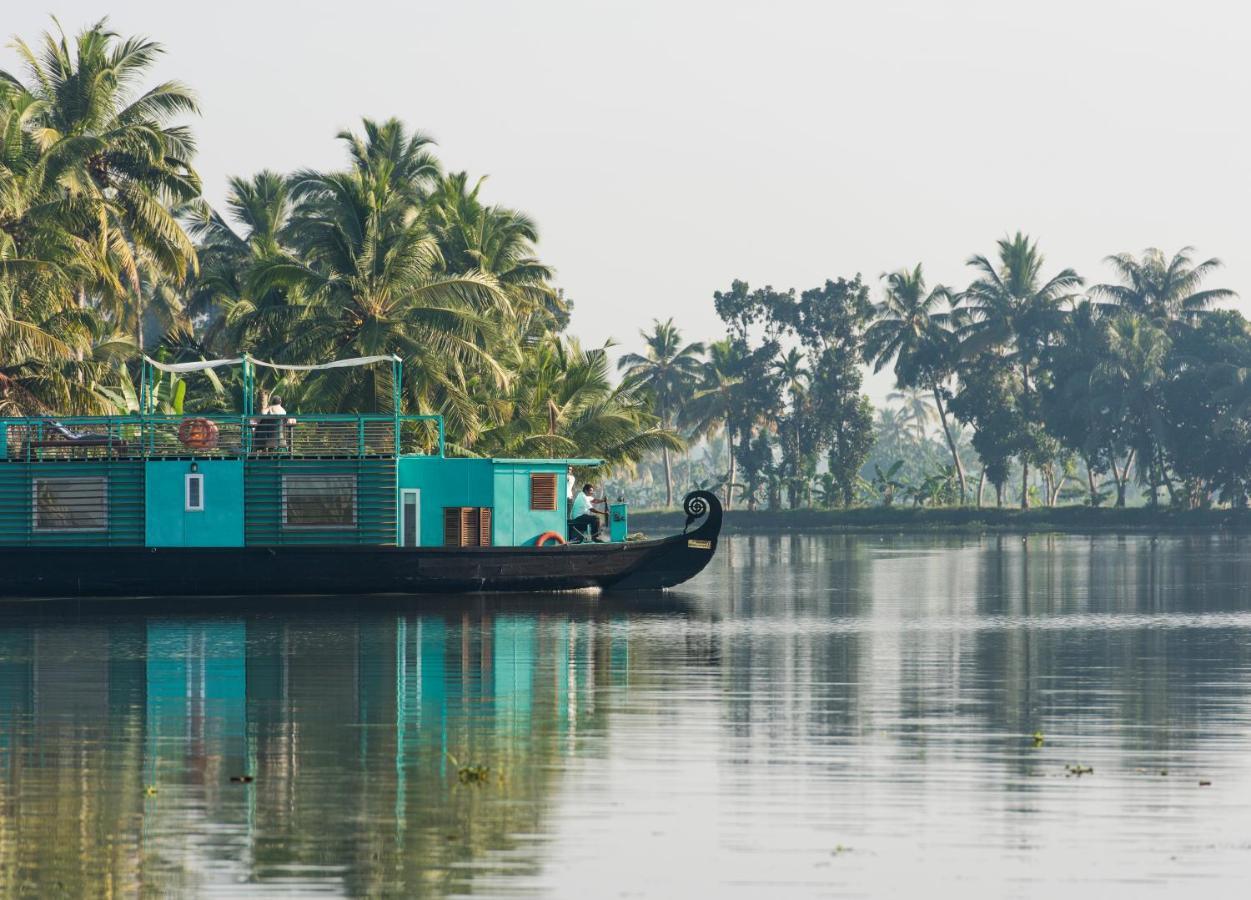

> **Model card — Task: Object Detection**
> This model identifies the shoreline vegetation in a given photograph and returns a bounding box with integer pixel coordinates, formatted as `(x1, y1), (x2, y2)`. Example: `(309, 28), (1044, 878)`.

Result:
(629, 506), (1251, 535)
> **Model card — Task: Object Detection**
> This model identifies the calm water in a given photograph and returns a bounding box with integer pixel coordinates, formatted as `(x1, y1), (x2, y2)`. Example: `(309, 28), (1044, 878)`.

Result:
(2, 534), (1251, 898)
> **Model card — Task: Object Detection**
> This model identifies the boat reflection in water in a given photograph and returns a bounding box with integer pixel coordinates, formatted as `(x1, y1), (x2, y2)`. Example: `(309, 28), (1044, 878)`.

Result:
(5, 533), (1251, 896)
(0, 598), (690, 896)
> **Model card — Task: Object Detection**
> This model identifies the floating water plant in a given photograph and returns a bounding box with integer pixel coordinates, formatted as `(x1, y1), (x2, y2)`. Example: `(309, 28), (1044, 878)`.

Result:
(446, 751), (492, 785)
(230, 775), (255, 784)
(1032, 731), (1045, 747)
(1065, 764), (1093, 777)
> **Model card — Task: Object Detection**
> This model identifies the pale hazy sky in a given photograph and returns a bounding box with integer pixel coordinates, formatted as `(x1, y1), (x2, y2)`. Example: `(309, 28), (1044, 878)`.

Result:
(6, 1), (1249, 400)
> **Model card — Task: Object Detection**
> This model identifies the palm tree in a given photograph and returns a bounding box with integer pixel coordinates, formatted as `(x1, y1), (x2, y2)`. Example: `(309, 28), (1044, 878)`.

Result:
(886, 386), (937, 445)
(956, 234), (1083, 507)
(426, 171), (563, 337)
(183, 170), (300, 354)
(772, 347), (808, 401)
(1, 18), (202, 330)
(681, 338), (744, 508)
(474, 336), (682, 468)
(1090, 247), (1236, 327)
(864, 264), (968, 499)
(872, 407), (911, 454)
(617, 319), (705, 507)
(1093, 314), (1172, 506)
(249, 121), (509, 429)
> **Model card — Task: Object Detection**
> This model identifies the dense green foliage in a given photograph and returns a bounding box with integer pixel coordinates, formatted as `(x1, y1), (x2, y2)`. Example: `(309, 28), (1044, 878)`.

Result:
(0, 20), (677, 470)
(626, 237), (1247, 511)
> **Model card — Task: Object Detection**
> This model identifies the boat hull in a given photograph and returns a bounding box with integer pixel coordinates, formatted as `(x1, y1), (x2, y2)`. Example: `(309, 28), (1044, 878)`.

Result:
(0, 491), (722, 600)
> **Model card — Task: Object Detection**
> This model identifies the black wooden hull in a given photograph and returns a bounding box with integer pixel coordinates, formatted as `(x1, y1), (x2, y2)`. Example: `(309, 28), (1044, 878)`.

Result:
(0, 491), (722, 600)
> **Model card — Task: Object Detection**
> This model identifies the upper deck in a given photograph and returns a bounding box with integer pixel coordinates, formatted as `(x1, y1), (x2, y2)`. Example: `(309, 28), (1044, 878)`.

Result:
(0, 414), (445, 462)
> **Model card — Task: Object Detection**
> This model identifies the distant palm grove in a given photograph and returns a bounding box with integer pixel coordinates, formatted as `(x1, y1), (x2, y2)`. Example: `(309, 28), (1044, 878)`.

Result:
(3, 21), (1249, 511)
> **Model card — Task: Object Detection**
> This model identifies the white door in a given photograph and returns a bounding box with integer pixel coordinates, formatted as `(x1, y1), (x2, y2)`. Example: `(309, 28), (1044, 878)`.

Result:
(401, 489), (421, 547)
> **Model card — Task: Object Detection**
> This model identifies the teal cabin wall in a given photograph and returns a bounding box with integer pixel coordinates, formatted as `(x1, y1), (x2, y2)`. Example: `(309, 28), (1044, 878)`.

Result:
(491, 463), (568, 546)
(395, 458), (568, 546)
(245, 458), (397, 546)
(397, 457), (493, 547)
(144, 460), (244, 547)
(0, 461), (144, 546)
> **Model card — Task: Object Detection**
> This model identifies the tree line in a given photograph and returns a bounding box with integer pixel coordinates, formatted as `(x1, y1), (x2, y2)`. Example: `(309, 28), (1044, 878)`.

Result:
(0, 19), (678, 469)
(5, 21), (1249, 510)
(623, 234), (1246, 511)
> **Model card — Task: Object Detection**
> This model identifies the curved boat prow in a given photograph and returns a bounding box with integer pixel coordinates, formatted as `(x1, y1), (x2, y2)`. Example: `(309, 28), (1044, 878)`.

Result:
(602, 490), (723, 591)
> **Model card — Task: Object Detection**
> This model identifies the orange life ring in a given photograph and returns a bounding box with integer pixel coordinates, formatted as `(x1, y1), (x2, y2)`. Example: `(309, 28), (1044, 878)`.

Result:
(536, 531), (566, 546)
(178, 417), (219, 450)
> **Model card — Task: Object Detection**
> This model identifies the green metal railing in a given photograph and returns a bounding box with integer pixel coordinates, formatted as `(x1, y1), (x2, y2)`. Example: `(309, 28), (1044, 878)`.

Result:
(0, 414), (444, 462)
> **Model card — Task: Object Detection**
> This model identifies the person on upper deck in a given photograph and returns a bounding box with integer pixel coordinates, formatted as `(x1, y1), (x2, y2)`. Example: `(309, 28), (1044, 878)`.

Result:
(263, 395), (285, 416)
(256, 395), (293, 450)
(570, 482), (607, 542)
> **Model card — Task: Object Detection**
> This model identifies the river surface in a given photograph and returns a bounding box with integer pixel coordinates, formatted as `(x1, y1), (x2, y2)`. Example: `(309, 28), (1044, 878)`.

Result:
(2, 534), (1251, 897)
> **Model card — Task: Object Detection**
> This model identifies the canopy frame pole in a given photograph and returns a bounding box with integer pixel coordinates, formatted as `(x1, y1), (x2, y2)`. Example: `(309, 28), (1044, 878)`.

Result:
(391, 357), (403, 454)
(242, 356), (254, 417)
(143, 358), (153, 417)
(392, 358), (403, 416)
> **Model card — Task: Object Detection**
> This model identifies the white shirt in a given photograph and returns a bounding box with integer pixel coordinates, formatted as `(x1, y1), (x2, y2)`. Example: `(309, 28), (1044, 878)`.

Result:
(571, 491), (593, 518)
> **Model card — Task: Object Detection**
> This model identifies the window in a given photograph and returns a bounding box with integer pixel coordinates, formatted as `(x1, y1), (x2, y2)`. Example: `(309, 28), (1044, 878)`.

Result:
(185, 473), (204, 512)
(401, 489), (420, 547)
(283, 475), (356, 528)
(530, 472), (558, 511)
(443, 507), (492, 546)
(32, 477), (108, 532)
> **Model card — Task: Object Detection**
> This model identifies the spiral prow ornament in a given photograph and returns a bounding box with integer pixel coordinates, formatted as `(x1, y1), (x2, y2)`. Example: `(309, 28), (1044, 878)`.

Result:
(681, 490), (723, 536)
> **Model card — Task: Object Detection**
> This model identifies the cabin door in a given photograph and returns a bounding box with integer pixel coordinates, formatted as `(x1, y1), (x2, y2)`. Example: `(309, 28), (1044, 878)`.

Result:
(401, 489), (421, 547)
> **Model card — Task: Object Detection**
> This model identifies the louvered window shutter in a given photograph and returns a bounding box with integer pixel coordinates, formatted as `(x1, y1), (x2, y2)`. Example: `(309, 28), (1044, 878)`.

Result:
(443, 507), (463, 546)
(444, 507), (494, 546)
(461, 507), (479, 546)
(530, 473), (557, 510)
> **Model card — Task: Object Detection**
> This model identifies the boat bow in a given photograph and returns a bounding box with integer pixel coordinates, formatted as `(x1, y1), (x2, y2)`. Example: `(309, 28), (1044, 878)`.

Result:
(602, 490), (723, 591)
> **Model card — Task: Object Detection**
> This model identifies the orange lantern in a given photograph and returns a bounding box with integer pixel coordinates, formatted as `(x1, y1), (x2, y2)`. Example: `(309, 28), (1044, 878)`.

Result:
(177, 417), (219, 450)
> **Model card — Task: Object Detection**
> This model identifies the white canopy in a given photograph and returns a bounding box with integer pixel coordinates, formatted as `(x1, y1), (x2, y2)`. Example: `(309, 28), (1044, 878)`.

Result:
(141, 357), (245, 373)
(250, 355), (400, 372)
(143, 355), (400, 373)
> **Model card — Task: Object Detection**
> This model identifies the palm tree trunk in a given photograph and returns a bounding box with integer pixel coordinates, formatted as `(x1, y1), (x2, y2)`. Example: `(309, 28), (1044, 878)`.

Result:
(1158, 448), (1175, 506)
(932, 386), (966, 504)
(995, 481), (1003, 507)
(725, 429), (735, 510)
(1143, 450), (1158, 508)
(1111, 450), (1134, 507)
(1050, 473), (1066, 506)
(662, 445), (673, 508)
(1020, 457), (1030, 510)
(977, 470), (985, 508)
(1084, 454), (1098, 506)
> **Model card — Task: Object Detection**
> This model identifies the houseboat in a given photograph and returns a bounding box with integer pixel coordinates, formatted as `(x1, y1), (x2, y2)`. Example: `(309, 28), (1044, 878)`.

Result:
(0, 356), (721, 600)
